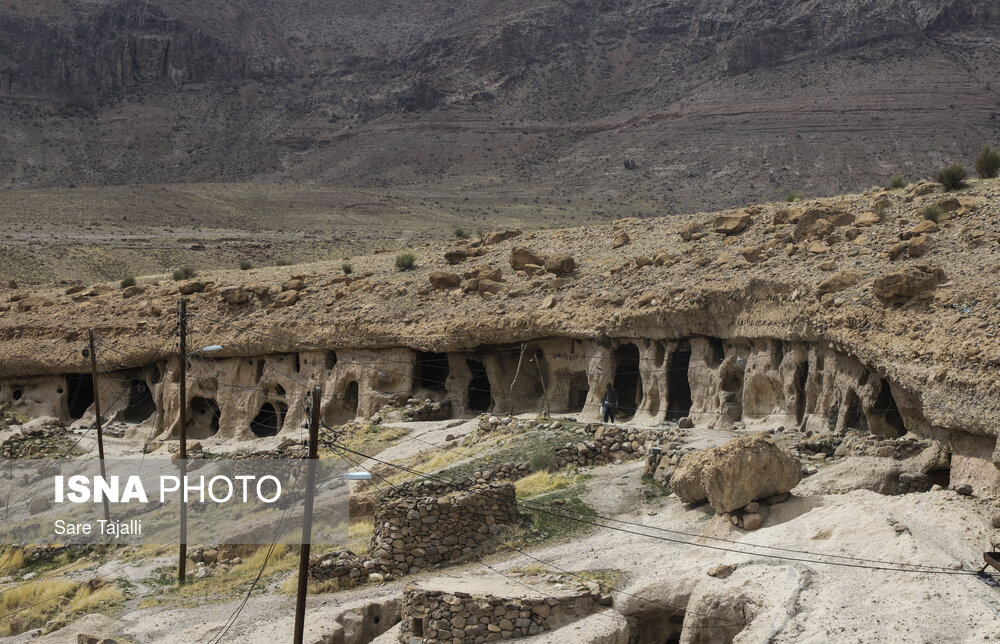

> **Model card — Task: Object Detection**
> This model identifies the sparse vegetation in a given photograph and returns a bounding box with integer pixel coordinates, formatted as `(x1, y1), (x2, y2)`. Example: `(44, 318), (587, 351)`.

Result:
(874, 204), (889, 221)
(395, 252), (418, 272)
(974, 145), (1000, 179)
(275, 258), (293, 267)
(239, 259), (253, 270)
(889, 174), (907, 189)
(341, 262), (353, 275)
(785, 191), (804, 202)
(936, 163), (967, 191)
(921, 205), (943, 223)
(515, 471), (579, 499)
(454, 228), (469, 239)
(172, 266), (196, 281)
(120, 274), (136, 288)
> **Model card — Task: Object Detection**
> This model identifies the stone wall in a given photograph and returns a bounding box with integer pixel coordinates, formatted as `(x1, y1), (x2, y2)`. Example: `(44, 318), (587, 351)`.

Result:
(309, 482), (520, 588)
(398, 585), (597, 642)
(555, 423), (687, 468)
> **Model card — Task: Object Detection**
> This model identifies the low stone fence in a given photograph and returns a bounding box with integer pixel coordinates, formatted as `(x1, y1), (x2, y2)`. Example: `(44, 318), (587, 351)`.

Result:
(556, 423), (686, 468)
(399, 584), (596, 642)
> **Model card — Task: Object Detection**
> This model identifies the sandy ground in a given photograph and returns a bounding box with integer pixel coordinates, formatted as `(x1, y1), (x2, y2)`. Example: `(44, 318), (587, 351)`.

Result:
(4, 417), (1000, 643)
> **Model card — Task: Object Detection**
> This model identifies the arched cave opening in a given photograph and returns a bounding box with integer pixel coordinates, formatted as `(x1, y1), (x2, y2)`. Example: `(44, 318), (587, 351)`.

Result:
(326, 351), (337, 370)
(613, 343), (642, 419)
(250, 402), (282, 437)
(466, 360), (492, 412)
(568, 372), (589, 413)
(666, 344), (693, 421)
(188, 397), (220, 438)
(122, 379), (156, 423)
(416, 351), (449, 391)
(843, 389), (864, 432)
(706, 337), (725, 368)
(66, 374), (95, 420)
(872, 380), (906, 438)
(633, 610), (685, 644)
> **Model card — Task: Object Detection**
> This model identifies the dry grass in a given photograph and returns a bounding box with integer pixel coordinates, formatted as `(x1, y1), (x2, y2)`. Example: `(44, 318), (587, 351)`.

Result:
(382, 442), (489, 486)
(0, 547), (26, 574)
(67, 582), (125, 616)
(515, 471), (579, 499)
(339, 423), (410, 455)
(0, 578), (77, 636)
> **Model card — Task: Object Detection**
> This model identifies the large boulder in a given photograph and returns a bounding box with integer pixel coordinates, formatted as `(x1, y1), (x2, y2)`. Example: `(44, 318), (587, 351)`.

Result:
(482, 230), (521, 246)
(670, 433), (801, 513)
(428, 271), (461, 289)
(510, 247), (544, 270)
(872, 264), (944, 301)
(712, 214), (750, 236)
(544, 255), (576, 275)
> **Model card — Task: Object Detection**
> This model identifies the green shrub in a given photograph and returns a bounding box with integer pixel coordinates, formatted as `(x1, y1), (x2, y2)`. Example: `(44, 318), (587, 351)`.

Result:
(974, 145), (1000, 179)
(172, 266), (196, 281)
(239, 259), (253, 270)
(119, 275), (136, 288)
(936, 163), (967, 191)
(889, 174), (906, 189)
(341, 263), (353, 275)
(874, 204), (889, 221)
(785, 191), (803, 203)
(920, 205), (943, 222)
(394, 252), (417, 272)
(454, 228), (469, 240)
(275, 259), (293, 267)
(527, 444), (558, 473)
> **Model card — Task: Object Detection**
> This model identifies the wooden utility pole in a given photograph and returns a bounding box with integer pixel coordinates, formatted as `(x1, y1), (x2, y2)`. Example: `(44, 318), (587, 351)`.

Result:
(178, 299), (188, 584)
(87, 330), (112, 526)
(533, 357), (550, 418)
(508, 343), (526, 417)
(293, 386), (321, 644)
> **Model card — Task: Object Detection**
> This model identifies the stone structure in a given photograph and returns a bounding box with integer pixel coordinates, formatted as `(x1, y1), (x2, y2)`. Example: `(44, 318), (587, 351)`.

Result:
(554, 423), (686, 468)
(309, 482), (520, 588)
(398, 580), (597, 642)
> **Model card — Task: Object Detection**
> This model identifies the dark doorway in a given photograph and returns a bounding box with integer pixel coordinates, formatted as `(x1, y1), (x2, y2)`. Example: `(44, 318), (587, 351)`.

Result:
(416, 352), (449, 390)
(843, 390), (864, 431)
(873, 380), (906, 437)
(466, 360), (492, 412)
(66, 374), (95, 420)
(568, 373), (589, 413)
(122, 379), (156, 423)
(666, 344), (692, 421)
(344, 381), (359, 416)
(794, 361), (810, 425)
(189, 397), (220, 438)
(250, 403), (281, 437)
(613, 344), (642, 419)
(325, 351), (337, 370)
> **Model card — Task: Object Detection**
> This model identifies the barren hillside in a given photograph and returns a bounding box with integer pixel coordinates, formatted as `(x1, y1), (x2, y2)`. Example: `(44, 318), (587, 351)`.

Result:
(2, 0), (999, 210)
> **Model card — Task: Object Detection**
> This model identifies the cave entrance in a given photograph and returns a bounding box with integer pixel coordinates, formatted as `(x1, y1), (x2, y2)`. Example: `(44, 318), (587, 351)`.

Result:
(872, 380), (906, 438)
(568, 372), (589, 413)
(666, 344), (693, 421)
(467, 360), (492, 412)
(794, 361), (810, 426)
(345, 381), (359, 416)
(613, 344), (642, 419)
(66, 374), (95, 420)
(843, 389), (864, 432)
(122, 379), (156, 423)
(188, 397), (220, 438)
(416, 352), (449, 391)
(250, 402), (284, 437)
(633, 610), (685, 644)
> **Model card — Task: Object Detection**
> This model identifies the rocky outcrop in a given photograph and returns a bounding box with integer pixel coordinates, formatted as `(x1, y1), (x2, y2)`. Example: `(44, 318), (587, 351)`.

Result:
(670, 433), (801, 513)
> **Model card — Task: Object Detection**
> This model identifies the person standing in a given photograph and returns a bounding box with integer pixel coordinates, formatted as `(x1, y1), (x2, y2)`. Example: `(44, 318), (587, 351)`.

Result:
(602, 382), (618, 423)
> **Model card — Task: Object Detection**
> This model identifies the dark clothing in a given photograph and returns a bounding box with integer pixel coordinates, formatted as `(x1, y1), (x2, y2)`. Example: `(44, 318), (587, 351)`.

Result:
(602, 388), (618, 423)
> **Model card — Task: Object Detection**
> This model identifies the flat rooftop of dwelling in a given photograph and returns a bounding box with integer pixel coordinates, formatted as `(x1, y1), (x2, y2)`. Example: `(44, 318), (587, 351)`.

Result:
(411, 571), (582, 599)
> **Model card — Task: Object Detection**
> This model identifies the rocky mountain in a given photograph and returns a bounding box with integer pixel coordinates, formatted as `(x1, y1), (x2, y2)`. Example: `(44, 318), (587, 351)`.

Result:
(2, 0), (999, 210)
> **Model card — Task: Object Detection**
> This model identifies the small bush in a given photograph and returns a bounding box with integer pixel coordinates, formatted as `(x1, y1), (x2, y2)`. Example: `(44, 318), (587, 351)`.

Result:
(275, 258), (293, 267)
(874, 204), (889, 221)
(120, 274), (136, 288)
(785, 191), (804, 202)
(341, 262), (353, 275)
(454, 228), (469, 239)
(527, 444), (557, 473)
(974, 144), (1000, 179)
(172, 266), (196, 281)
(395, 252), (417, 272)
(936, 163), (967, 191)
(920, 205), (943, 223)
(239, 259), (253, 270)
(889, 174), (906, 189)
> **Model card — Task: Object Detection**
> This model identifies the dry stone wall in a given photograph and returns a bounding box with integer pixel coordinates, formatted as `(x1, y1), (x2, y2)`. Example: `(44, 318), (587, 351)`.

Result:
(554, 423), (688, 468)
(399, 585), (597, 643)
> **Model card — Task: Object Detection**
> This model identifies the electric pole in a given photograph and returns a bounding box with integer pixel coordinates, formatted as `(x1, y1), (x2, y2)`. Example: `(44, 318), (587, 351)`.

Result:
(293, 386), (321, 644)
(87, 329), (111, 526)
(178, 299), (188, 584)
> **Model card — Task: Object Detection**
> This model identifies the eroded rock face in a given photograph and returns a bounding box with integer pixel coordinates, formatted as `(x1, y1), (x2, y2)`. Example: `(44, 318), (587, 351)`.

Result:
(671, 433), (801, 513)
(510, 247), (544, 270)
(872, 264), (944, 301)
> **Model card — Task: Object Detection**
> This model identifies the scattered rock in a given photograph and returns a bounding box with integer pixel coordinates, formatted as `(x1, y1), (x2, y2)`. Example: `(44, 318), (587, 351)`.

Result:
(872, 264), (945, 301)
(482, 230), (521, 246)
(273, 290), (300, 307)
(713, 214), (750, 236)
(220, 286), (249, 305)
(612, 232), (631, 248)
(510, 247), (544, 270)
(428, 271), (461, 289)
(544, 255), (576, 275)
